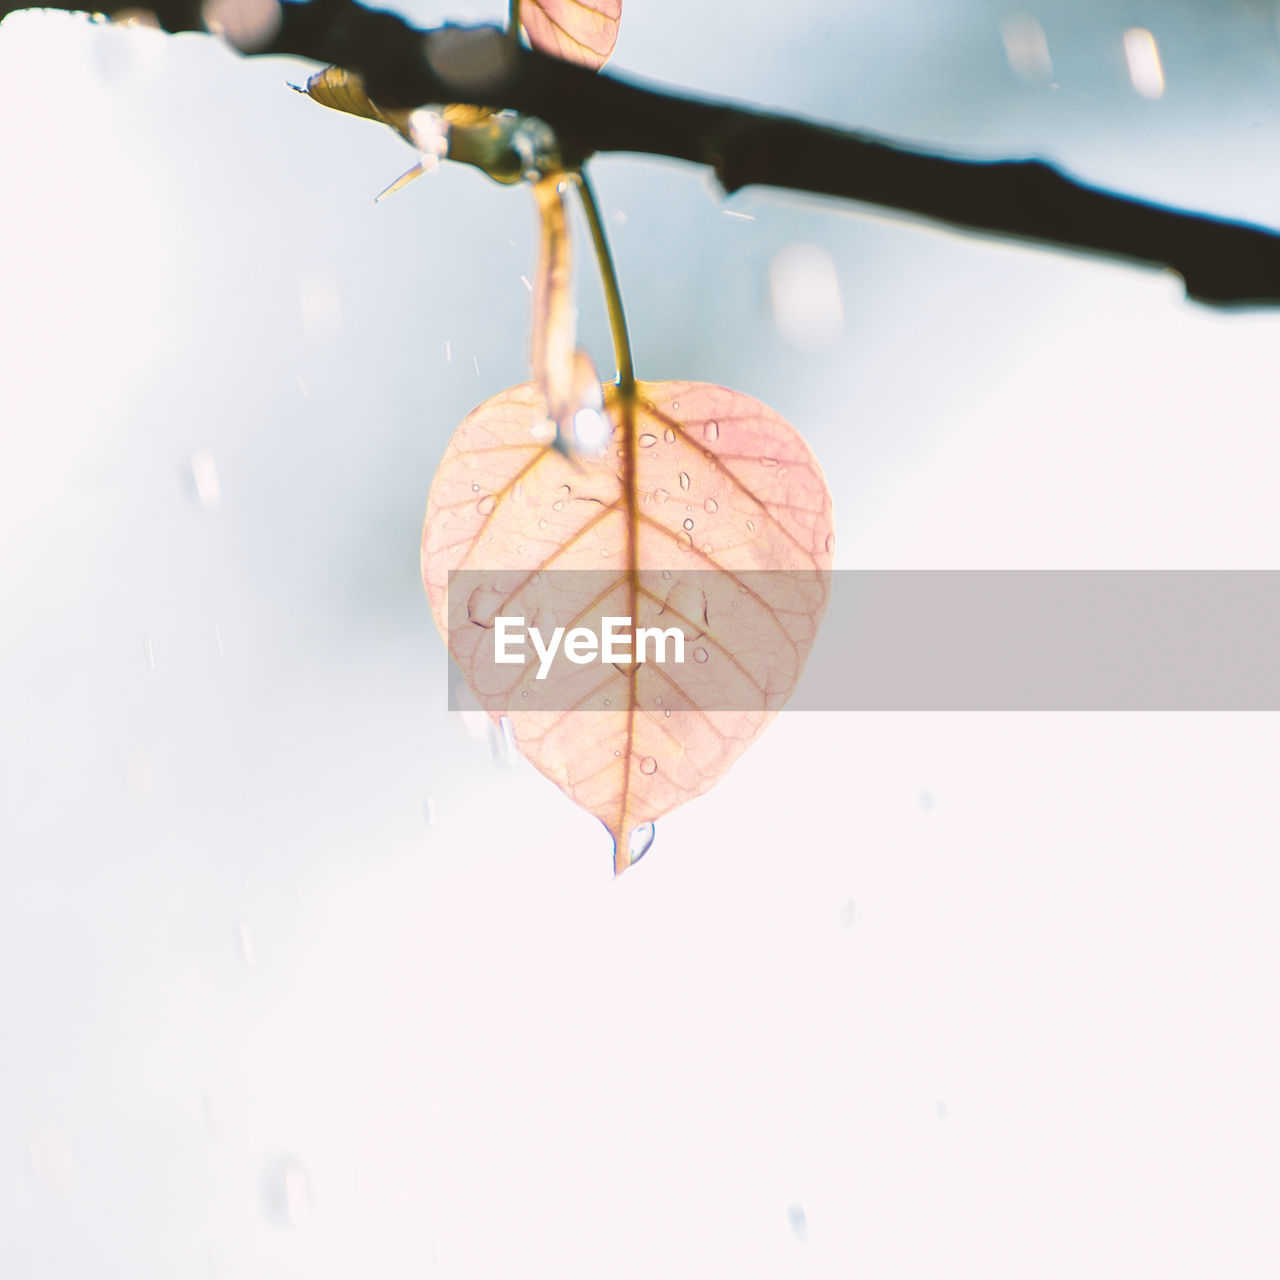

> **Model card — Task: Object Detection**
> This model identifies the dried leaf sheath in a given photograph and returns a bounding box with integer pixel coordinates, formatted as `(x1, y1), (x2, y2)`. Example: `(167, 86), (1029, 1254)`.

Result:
(530, 176), (574, 428)
(530, 175), (603, 448)
(302, 66), (413, 140)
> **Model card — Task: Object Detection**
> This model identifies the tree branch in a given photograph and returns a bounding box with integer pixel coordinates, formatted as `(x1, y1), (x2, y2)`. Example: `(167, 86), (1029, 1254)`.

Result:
(7, 0), (1280, 308)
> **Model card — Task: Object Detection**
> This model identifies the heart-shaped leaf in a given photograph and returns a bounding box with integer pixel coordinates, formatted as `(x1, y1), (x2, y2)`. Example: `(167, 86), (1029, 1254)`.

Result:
(422, 380), (833, 872)
(522, 0), (622, 70)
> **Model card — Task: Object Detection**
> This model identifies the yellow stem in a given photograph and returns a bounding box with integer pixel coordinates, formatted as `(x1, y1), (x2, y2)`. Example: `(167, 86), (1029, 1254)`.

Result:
(571, 168), (635, 396)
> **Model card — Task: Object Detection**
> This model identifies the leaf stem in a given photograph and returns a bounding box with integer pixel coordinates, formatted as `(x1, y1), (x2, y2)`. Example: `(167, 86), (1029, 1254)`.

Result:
(571, 167), (639, 837)
(508, 0), (520, 43)
(571, 167), (635, 396)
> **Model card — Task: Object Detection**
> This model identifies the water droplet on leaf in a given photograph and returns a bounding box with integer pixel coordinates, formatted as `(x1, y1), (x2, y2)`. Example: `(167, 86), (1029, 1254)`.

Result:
(704, 420), (720, 442)
(683, 518), (695, 531)
(704, 497), (719, 513)
(679, 472), (691, 491)
(476, 494), (496, 515)
(693, 647), (709, 663)
(639, 756), (657, 775)
(638, 433), (657, 448)
(466, 584), (505, 627)
(573, 407), (609, 451)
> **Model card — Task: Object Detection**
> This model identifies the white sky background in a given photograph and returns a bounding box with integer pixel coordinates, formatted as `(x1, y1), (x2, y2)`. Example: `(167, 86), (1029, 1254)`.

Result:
(2, 1), (1279, 1275)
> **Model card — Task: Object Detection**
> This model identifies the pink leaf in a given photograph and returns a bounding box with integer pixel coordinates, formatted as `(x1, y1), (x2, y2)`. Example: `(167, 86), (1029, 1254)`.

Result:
(522, 0), (622, 70)
(422, 379), (834, 872)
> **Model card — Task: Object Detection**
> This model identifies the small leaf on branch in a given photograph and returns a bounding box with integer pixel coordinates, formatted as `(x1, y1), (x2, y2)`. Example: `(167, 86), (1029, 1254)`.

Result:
(300, 65), (414, 139)
(522, 0), (622, 70)
(300, 67), (553, 189)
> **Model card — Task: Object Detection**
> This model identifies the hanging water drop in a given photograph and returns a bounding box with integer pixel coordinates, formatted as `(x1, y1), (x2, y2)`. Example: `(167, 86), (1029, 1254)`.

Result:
(495, 715), (520, 766)
(627, 821), (656, 864)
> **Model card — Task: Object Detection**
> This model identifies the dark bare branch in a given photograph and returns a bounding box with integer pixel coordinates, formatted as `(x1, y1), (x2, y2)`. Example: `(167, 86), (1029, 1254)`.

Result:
(5, 0), (1280, 307)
